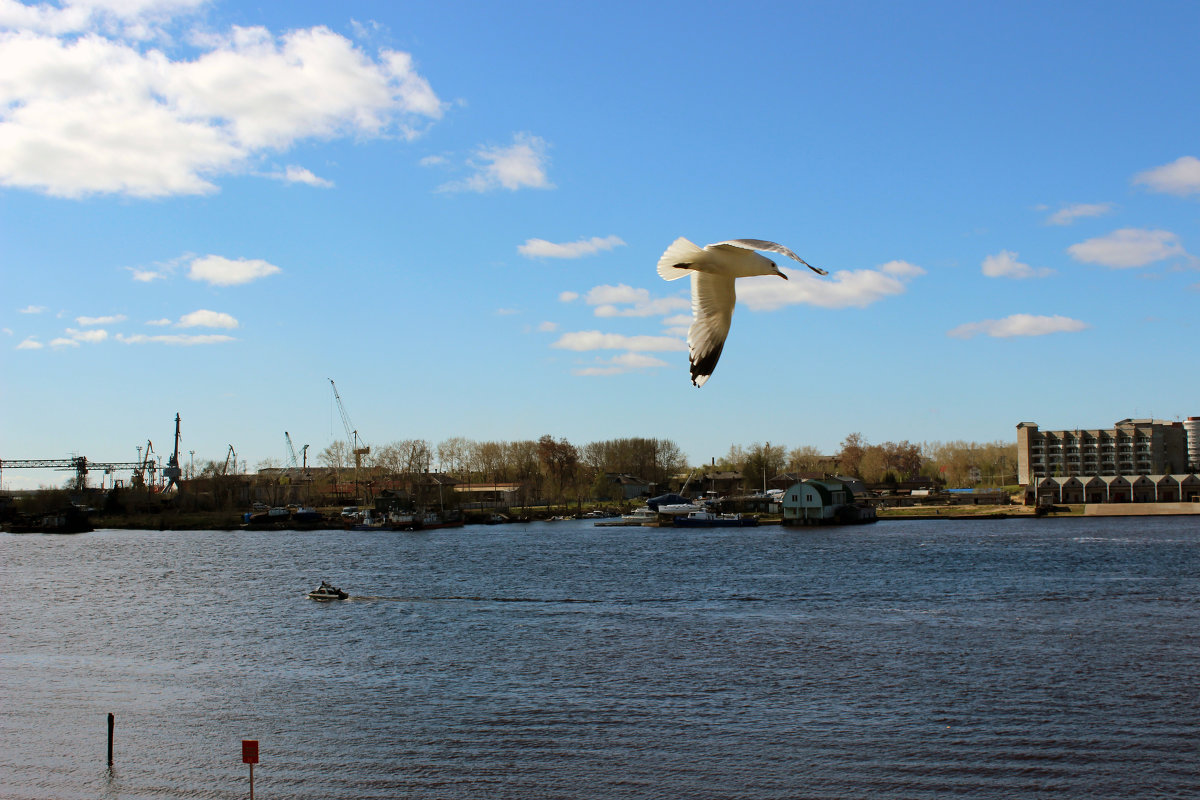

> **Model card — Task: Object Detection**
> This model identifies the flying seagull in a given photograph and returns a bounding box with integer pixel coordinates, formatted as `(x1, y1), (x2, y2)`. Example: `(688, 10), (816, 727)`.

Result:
(657, 237), (828, 387)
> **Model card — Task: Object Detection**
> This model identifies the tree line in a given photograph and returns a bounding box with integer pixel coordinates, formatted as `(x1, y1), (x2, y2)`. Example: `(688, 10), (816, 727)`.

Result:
(301, 432), (1017, 500)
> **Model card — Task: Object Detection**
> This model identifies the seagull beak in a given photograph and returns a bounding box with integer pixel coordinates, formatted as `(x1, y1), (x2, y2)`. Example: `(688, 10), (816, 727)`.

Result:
(776, 268), (789, 280)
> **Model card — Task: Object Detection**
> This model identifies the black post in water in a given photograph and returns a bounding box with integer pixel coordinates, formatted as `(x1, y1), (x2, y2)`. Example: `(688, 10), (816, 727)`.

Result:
(107, 713), (114, 766)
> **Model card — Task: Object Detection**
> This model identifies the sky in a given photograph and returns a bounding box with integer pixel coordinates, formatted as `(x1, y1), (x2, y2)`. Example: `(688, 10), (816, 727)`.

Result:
(3, 0), (1200, 490)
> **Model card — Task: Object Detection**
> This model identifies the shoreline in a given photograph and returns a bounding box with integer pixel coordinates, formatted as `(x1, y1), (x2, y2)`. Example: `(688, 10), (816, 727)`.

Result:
(11, 503), (1200, 534)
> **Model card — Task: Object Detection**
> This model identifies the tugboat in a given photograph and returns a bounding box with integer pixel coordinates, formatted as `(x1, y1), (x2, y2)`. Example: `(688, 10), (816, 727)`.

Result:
(307, 581), (349, 601)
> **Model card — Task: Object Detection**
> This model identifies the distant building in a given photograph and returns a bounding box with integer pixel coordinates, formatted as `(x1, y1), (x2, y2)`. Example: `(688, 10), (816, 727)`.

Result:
(780, 477), (876, 526)
(1017, 419), (1189, 485)
(1186, 417), (1200, 470)
(697, 470), (743, 496)
(602, 473), (653, 500)
(1029, 474), (1200, 504)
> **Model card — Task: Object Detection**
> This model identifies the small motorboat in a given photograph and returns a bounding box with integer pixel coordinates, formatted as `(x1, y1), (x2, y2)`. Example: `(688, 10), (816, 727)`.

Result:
(307, 581), (349, 601)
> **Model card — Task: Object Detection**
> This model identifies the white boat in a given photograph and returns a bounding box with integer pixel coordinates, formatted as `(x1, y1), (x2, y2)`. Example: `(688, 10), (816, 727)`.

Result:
(673, 509), (758, 528)
(307, 581), (349, 601)
(594, 506), (659, 526)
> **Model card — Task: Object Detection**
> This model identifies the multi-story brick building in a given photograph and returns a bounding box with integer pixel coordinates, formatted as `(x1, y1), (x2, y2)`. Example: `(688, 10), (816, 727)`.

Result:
(1017, 419), (1189, 486)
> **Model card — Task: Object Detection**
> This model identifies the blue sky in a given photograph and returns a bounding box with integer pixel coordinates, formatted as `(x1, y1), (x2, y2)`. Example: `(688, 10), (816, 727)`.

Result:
(3, 0), (1199, 489)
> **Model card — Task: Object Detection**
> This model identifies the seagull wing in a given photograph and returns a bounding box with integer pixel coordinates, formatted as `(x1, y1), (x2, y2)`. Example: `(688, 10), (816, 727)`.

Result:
(688, 271), (736, 387)
(711, 238), (828, 276)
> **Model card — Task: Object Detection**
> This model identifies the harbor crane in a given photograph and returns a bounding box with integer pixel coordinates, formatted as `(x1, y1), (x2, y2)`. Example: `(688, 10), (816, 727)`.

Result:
(222, 445), (237, 476)
(330, 378), (370, 500)
(162, 413), (182, 492)
(285, 432), (300, 470)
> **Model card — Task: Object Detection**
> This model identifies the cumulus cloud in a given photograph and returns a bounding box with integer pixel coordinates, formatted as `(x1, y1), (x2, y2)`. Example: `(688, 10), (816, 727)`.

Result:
(440, 132), (552, 193)
(117, 332), (235, 345)
(18, 304), (46, 313)
(519, 235), (625, 259)
(551, 331), (687, 353)
(981, 250), (1053, 279)
(129, 267), (166, 281)
(537, 321), (558, 332)
(1133, 156), (1200, 196)
(265, 164), (333, 188)
(146, 318), (172, 326)
(1067, 228), (1186, 268)
(572, 352), (671, 376)
(739, 260), (925, 311)
(187, 255), (281, 286)
(49, 336), (80, 348)
(582, 284), (690, 318)
(947, 314), (1089, 339)
(0, 0), (208, 37)
(177, 309), (238, 329)
(1045, 202), (1115, 226)
(76, 313), (126, 325)
(558, 291), (580, 303)
(661, 313), (692, 337)
(0, 13), (444, 198)
(16, 336), (43, 349)
(63, 327), (109, 342)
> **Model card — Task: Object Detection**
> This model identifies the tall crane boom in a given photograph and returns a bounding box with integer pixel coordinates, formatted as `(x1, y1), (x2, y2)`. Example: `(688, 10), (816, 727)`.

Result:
(329, 379), (368, 457)
(285, 432), (299, 469)
(330, 378), (370, 500)
(163, 413), (182, 492)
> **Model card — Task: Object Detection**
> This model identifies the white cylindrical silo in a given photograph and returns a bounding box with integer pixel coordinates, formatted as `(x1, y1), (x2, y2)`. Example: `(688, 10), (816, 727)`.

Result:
(1185, 417), (1200, 471)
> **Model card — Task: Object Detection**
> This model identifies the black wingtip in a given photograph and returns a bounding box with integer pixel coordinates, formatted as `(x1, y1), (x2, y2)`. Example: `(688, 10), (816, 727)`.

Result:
(690, 343), (724, 387)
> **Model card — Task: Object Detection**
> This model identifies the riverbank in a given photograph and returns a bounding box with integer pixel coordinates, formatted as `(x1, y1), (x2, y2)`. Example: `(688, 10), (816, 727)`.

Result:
(40, 503), (1200, 532)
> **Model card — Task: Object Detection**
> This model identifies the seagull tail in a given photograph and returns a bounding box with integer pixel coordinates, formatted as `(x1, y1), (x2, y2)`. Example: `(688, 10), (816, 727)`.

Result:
(657, 237), (704, 281)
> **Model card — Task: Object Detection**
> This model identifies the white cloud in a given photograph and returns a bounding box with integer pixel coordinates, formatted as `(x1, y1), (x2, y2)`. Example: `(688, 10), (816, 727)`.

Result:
(129, 267), (166, 281)
(440, 132), (552, 193)
(537, 321), (558, 332)
(146, 317), (171, 326)
(0, 0), (207, 37)
(0, 17), (443, 198)
(76, 313), (126, 325)
(187, 255), (281, 286)
(572, 352), (671, 376)
(551, 331), (686, 352)
(519, 235), (625, 259)
(495, 308), (520, 316)
(1133, 156), (1200, 196)
(1045, 202), (1115, 226)
(418, 154), (447, 167)
(265, 164), (333, 188)
(49, 336), (80, 348)
(64, 327), (108, 342)
(177, 309), (238, 329)
(661, 313), (692, 337)
(981, 250), (1053, 279)
(18, 304), (46, 313)
(558, 291), (580, 303)
(117, 332), (236, 345)
(947, 314), (1089, 339)
(16, 336), (43, 349)
(739, 260), (925, 311)
(582, 283), (690, 318)
(1067, 228), (1186, 268)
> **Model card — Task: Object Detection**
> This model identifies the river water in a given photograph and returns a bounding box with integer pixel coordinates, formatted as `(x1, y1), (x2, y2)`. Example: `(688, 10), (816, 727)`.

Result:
(2, 516), (1199, 799)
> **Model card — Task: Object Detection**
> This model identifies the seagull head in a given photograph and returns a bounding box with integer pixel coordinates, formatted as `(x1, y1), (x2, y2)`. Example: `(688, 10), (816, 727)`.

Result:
(769, 261), (789, 280)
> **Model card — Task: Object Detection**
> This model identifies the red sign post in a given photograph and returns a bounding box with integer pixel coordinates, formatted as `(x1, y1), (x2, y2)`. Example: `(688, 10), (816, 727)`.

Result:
(242, 740), (259, 799)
